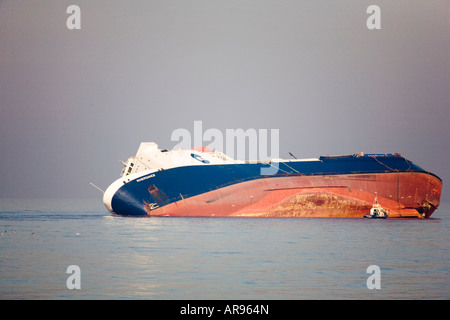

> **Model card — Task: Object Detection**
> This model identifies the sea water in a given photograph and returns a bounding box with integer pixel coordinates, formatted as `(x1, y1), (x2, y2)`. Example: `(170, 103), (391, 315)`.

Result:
(0, 198), (448, 300)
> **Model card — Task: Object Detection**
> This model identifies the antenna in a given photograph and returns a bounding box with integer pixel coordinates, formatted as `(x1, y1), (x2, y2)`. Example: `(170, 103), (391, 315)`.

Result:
(289, 152), (297, 159)
(90, 182), (105, 194)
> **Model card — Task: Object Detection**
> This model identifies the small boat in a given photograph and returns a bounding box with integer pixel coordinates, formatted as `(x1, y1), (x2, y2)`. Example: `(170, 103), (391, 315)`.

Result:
(364, 198), (388, 219)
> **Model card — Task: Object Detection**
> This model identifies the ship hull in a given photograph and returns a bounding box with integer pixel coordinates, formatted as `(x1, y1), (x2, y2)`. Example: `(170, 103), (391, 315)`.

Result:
(143, 172), (441, 218)
(104, 154), (442, 218)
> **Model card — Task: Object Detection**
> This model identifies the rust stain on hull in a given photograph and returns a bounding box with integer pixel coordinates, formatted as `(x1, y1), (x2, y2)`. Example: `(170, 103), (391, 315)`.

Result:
(261, 193), (372, 218)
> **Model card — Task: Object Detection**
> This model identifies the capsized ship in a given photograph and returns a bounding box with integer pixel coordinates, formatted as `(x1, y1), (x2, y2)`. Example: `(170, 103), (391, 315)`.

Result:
(103, 142), (442, 218)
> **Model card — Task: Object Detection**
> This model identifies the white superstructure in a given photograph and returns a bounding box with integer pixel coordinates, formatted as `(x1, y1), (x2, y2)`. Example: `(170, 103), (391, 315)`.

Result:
(120, 142), (241, 178)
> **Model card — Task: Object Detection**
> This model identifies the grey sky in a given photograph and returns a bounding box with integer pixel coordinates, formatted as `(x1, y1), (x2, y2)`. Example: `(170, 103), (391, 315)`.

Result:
(0, 0), (449, 201)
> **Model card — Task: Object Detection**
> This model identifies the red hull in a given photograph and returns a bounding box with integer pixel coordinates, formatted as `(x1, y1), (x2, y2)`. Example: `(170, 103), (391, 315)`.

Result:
(145, 172), (442, 218)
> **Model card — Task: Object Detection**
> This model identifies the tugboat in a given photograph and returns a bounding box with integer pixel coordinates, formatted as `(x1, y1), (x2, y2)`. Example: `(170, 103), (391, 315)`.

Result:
(364, 197), (388, 219)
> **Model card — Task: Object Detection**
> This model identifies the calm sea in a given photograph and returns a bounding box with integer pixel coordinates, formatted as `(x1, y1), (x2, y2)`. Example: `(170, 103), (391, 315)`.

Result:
(0, 198), (448, 300)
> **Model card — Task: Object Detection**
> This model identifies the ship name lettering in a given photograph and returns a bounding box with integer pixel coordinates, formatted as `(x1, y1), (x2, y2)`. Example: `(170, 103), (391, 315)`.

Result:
(137, 174), (155, 182)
